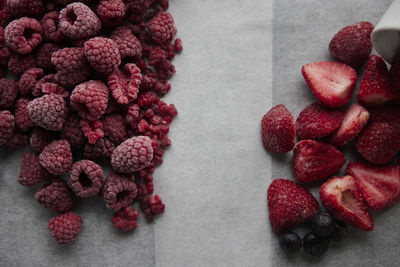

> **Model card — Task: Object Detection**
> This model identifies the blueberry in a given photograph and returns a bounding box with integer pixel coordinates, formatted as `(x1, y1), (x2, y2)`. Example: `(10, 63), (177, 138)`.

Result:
(311, 212), (335, 237)
(279, 231), (302, 253)
(303, 232), (328, 256)
(330, 221), (348, 241)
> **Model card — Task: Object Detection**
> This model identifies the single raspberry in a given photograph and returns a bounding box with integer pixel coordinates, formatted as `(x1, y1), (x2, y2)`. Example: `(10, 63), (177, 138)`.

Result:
(30, 127), (55, 152)
(111, 136), (153, 174)
(174, 38), (182, 52)
(148, 46), (166, 66)
(4, 17), (43, 54)
(0, 78), (18, 109)
(68, 160), (104, 198)
(5, 131), (28, 150)
(18, 68), (44, 96)
(59, 3), (101, 40)
(148, 12), (176, 44)
(111, 26), (142, 59)
(107, 63), (142, 104)
(83, 141), (102, 160)
(48, 212), (82, 245)
(79, 119), (104, 144)
(7, 0), (44, 18)
(14, 97), (34, 132)
(111, 206), (139, 231)
(84, 37), (121, 75)
(124, 0), (152, 13)
(35, 178), (74, 212)
(125, 103), (140, 129)
(155, 60), (175, 80)
(0, 0), (11, 27)
(40, 11), (65, 43)
(102, 114), (126, 144)
(102, 173), (138, 211)
(0, 110), (14, 145)
(61, 114), (85, 150)
(36, 43), (60, 70)
(140, 194), (165, 222)
(70, 80), (109, 121)
(39, 139), (73, 175)
(8, 52), (36, 76)
(18, 152), (51, 186)
(96, 0), (126, 28)
(28, 94), (67, 131)
(98, 137), (115, 157)
(40, 82), (69, 98)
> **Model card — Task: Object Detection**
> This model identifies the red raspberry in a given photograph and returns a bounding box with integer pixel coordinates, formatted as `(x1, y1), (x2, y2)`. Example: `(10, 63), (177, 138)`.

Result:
(39, 139), (73, 175)
(70, 80), (109, 120)
(68, 160), (104, 198)
(40, 11), (65, 43)
(102, 114), (126, 144)
(0, 110), (14, 145)
(8, 52), (37, 76)
(155, 60), (175, 80)
(96, 0), (126, 28)
(84, 37), (121, 75)
(30, 127), (55, 152)
(0, 78), (18, 109)
(98, 137), (115, 157)
(80, 119), (104, 144)
(125, 103), (140, 129)
(174, 38), (182, 52)
(35, 178), (74, 213)
(148, 46), (166, 66)
(111, 26), (142, 59)
(48, 212), (82, 245)
(59, 2), (101, 40)
(36, 43), (60, 70)
(7, 0), (44, 18)
(111, 136), (153, 174)
(18, 152), (51, 186)
(4, 17), (43, 54)
(111, 206), (139, 231)
(148, 12), (176, 44)
(140, 194), (165, 222)
(0, 0), (11, 27)
(126, 0), (152, 13)
(18, 68), (44, 96)
(28, 94), (67, 131)
(40, 82), (69, 98)
(5, 131), (28, 150)
(83, 141), (102, 160)
(61, 114), (85, 150)
(103, 173), (138, 211)
(14, 97), (34, 132)
(107, 63), (142, 104)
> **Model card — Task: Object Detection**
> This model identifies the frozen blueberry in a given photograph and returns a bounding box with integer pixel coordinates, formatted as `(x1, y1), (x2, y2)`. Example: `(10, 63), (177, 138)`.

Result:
(303, 232), (328, 256)
(330, 221), (348, 241)
(279, 231), (302, 253)
(311, 212), (335, 237)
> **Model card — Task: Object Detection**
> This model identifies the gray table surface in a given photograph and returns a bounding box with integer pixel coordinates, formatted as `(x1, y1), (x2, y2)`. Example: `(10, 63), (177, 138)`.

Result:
(0, 0), (398, 266)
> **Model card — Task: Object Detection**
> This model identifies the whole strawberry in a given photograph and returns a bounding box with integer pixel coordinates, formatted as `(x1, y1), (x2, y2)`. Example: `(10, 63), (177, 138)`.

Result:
(48, 212), (82, 245)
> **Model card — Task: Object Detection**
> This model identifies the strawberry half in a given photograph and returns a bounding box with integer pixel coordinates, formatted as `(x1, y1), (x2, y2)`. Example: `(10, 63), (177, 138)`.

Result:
(320, 175), (374, 231)
(267, 179), (320, 233)
(347, 162), (400, 211)
(328, 103), (370, 147)
(357, 55), (396, 107)
(296, 103), (344, 140)
(329, 21), (374, 68)
(292, 140), (346, 183)
(261, 104), (295, 154)
(302, 61), (357, 107)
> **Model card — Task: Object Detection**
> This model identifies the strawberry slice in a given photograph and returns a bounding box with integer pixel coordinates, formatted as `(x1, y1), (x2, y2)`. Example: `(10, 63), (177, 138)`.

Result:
(328, 103), (370, 147)
(357, 55), (396, 107)
(302, 61), (357, 107)
(320, 175), (374, 231)
(347, 162), (400, 211)
(292, 140), (346, 183)
(267, 179), (320, 233)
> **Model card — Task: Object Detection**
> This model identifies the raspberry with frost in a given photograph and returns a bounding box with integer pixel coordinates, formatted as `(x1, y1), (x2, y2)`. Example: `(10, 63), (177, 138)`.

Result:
(8, 52), (36, 76)
(14, 98), (34, 132)
(7, 0), (44, 18)
(68, 160), (104, 198)
(103, 172), (138, 211)
(48, 212), (82, 245)
(4, 17), (43, 54)
(36, 43), (61, 70)
(96, 0), (126, 28)
(107, 63), (142, 104)
(18, 68), (44, 96)
(148, 12), (176, 44)
(111, 26), (142, 59)
(28, 94), (67, 131)
(112, 206), (139, 231)
(35, 178), (74, 213)
(0, 78), (18, 109)
(0, 110), (14, 145)
(102, 114), (126, 144)
(84, 37), (121, 75)
(83, 141), (102, 160)
(40, 11), (65, 43)
(39, 139), (73, 175)
(124, 0), (152, 13)
(30, 127), (55, 152)
(80, 119), (104, 144)
(61, 114), (85, 150)
(18, 152), (51, 186)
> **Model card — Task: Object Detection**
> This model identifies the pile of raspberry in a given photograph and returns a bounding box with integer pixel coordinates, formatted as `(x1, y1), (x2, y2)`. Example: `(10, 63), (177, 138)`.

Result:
(0, 0), (182, 245)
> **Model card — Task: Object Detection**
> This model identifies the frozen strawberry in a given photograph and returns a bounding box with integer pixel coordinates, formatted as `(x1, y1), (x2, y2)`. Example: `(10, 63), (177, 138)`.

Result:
(356, 121), (400, 165)
(292, 140), (346, 183)
(260, 104), (295, 154)
(347, 162), (400, 211)
(267, 179), (320, 233)
(296, 103), (344, 140)
(302, 61), (357, 107)
(329, 22), (374, 68)
(328, 103), (370, 147)
(320, 175), (373, 231)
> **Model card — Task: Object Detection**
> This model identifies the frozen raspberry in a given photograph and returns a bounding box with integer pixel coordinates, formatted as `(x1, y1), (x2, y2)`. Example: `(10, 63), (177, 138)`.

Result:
(137, 91), (158, 107)
(83, 141), (102, 160)
(18, 152), (51, 186)
(96, 0), (126, 28)
(156, 60), (175, 80)
(28, 94), (67, 131)
(98, 137), (115, 157)
(0, 0), (11, 27)
(102, 114), (126, 144)
(36, 43), (60, 70)
(111, 136), (153, 174)
(70, 80), (109, 121)
(103, 173), (137, 211)
(5, 131), (28, 150)
(39, 139), (73, 175)
(30, 127), (55, 152)
(174, 38), (182, 52)
(7, 0), (44, 18)
(8, 52), (36, 76)
(107, 63), (142, 105)
(18, 68), (44, 96)
(0, 78), (18, 109)
(0, 110), (14, 145)
(4, 17), (42, 54)
(112, 206), (139, 231)
(61, 114), (84, 150)
(79, 119), (104, 144)
(14, 98), (34, 132)
(40, 82), (69, 98)
(148, 46), (166, 66)
(140, 194), (165, 222)
(84, 37), (121, 75)
(35, 178), (74, 213)
(59, 3), (101, 40)
(111, 26), (142, 59)
(48, 212), (82, 245)
(68, 160), (104, 198)
(40, 11), (65, 43)
(148, 12), (176, 44)
(125, 103), (140, 129)
(124, 0), (152, 12)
